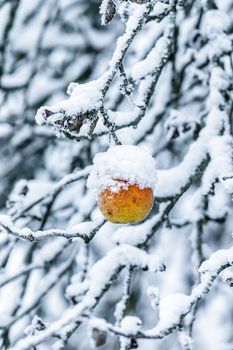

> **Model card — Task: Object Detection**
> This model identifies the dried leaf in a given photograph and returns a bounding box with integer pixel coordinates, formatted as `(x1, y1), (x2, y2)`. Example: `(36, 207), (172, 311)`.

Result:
(92, 328), (107, 347)
(100, 0), (116, 25)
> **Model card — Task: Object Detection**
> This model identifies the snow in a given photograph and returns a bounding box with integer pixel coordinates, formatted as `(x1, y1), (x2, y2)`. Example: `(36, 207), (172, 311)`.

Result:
(156, 137), (207, 198)
(179, 332), (193, 349)
(164, 109), (198, 141)
(156, 62), (230, 200)
(200, 12), (232, 60)
(87, 145), (157, 193)
(200, 135), (233, 195)
(0, 215), (12, 227)
(132, 32), (170, 81)
(108, 4), (148, 70)
(147, 286), (160, 309)
(35, 79), (104, 126)
(156, 293), (191, 329)
(67, 244), (164, 303)
(199, 247), (233, 275)
(205, 136), (233, 194)
(120, 316), (142, 334)
(0, 214), (103, 242)
(24, 316), (46, 336)
(100, 0), (110, 24)
(108, 109), (139, 126)
(35, 240), (68, 264)
(69, 220), (101, 237)
(112, 216), (159, 246)
(202, 10), (230, 38)
(119, 316), (142, 349)
(151, 2), (169, 17)
(84, 244), (165, 299)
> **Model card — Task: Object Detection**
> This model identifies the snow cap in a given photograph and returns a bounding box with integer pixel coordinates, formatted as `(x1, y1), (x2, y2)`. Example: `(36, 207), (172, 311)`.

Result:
(87, 145), (157, 193)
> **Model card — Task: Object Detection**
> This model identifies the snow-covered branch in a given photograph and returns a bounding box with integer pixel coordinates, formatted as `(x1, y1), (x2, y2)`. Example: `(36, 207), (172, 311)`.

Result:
(83, 245), (233, 340)
(9, 245), (165, 349)
(0, 215), (104, 243)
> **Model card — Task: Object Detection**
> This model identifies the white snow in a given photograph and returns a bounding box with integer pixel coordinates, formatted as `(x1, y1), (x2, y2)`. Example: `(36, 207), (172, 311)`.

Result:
(202, 135), (233, 194)
(108, 4), (148, 70)
(87, 145), (157, 193)
(157, 293), (191, 329)
(35, 79), (103, 126)
(156, 137), (207, 198)
(120, 316), (142, 335)
(84, 244), (165, 299)
(69, 219), (103, 238)
(0, 214), (102, 242)
(202, 10), (230, 38)
(24, 316), (46, 336)
(112, 216), (159, 246)
(119, 316), (142, 349)
(199, 247), (233, 275)
(132, 33), (170, 81)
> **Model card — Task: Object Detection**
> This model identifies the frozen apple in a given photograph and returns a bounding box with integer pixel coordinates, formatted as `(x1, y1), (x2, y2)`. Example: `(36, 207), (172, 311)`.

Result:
(87, 145), (157, 224)
(98, 180), (154, 223)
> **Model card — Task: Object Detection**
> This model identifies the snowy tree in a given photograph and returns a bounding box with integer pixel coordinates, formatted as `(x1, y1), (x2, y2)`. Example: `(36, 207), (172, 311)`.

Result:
(1, 0), (233, 349)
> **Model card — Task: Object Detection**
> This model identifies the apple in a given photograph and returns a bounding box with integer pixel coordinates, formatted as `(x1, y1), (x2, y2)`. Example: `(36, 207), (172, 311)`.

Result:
(98, 179), (154, 224)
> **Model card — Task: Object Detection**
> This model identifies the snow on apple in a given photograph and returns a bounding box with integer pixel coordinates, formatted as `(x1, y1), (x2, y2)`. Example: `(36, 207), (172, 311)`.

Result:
(87, 145), (157, 223)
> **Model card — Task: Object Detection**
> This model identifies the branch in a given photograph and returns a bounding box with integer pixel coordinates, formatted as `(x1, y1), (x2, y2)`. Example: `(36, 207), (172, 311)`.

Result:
(9, 245), (165, 349)
(0, 216), (105, 243)
(13, 166), (91, 220)
(84, 245), (233, 340)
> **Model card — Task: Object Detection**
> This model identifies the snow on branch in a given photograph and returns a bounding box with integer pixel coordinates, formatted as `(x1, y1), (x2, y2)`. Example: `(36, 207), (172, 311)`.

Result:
(9, 245), (165, 349)
(131, 9), (175, 82)
(81, 245), (233, 341)
(1, 244), (79, 331)
(13, 166), (91, 220)
(155, 52), (232, 202)
(0, 215), (104, 243)
(35, 79), (104, 139)
(34, 1), (170, 141)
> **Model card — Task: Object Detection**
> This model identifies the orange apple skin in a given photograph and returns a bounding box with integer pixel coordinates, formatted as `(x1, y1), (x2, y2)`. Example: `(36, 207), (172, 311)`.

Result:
(98, 183), (154, 224)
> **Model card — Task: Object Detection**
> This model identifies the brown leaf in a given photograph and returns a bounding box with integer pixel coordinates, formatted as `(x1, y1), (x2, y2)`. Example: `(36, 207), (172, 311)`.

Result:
(101, 0), (116, 25)
(92, 328), (107, 347)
